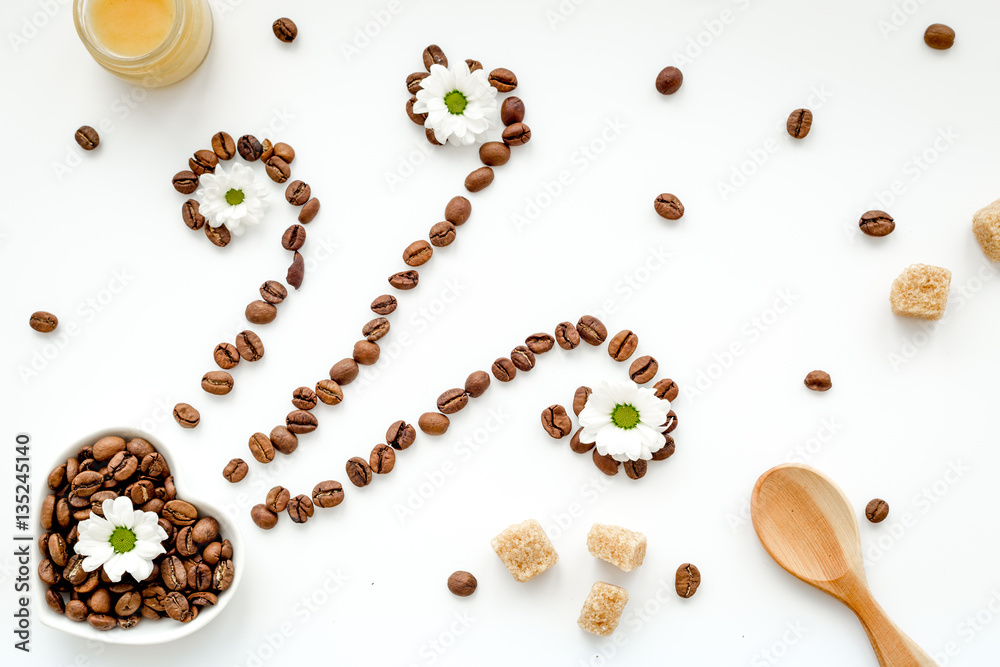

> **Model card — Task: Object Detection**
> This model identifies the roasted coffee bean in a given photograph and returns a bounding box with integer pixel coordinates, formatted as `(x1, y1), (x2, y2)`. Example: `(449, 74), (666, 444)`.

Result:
(541, 405), (572, 439)
(272, 17), (297, 42)
(429, 221), (457, 247)
(162, 556), (188, 590)
(65, 599), (89, 621)
(488, 67), (517, 91)
(406, 96), (427, 125)
(108, 451), (138, 481)
(345, 457), (373, 487)
(247, 433), (275, 464)
(172, 170), (199, 194)
(655, 66), (683, 95)
(286, 250), (305, 290)
(89, 491), (116, 516)
(237, 134), (262, 161)
(445, 196), (472, 225)
(406, 71), (429, 94)
(46, 587), (66, 614)
(164, 475), (177, 500)
(425, 127), (443, 145)
(329, 358), (359, 385)
(804, 370), (832, 392)
(126, 437), (154, 459)
(310, 481), (344, 511)
(182, 199), (205, 230)
(291, 386), (317, 411)
(418, 412), (450, 436)
(315, 379), (344, 406)
(663, 410), (678, 433)
(924, 23), (955, 50)
(371, 294), (398, 315)
(71, 471), (103, 497)
(859, 210), (895, 237)
(570, 428), (594, 454)
(654, 193), (684, 220)
(501, 123), (531, 146)
(370, 444), (396, 474)
(236, 330), (264, 361)
(256, 282), (287, 308)
(128, 479), (155, 505)
(465, 58), (483, 71)
(88, 614), (117, 631)
(422, 44), (448, 70)
(465, 166), (494, 192)
(192, 517), (219, 544)
(92, 435), (125, 461)
(164, 591), (190, 621)
(163, 500), (197, 526)
(48, 463), (67, 491)
(353, 340), (380, 365)
(866, 498), (890, 523)
(56, 499), (71, 528)
(273, 142), (295, 163)
(511, 345), (536, 371)
(388, 270), (419, 290)
(39, 560), (60, 586)
(525, 333), (554, 355)
(189, 149), (218, 175)
(287, 495), (314, 523)
(75, 125), (100, 150)
(285, 180), (310, 205)
(118, 615), (142, 629)
(173, 403), (200, 429)
(48, 533), (68, 566)
(69, 491), (90, 508)
(577, 315), (608, 345)
(651, 435), (675, 461)
(286, 410), (318, 434)
(387, 420), (416, 450)
(204, 222), (231, 247)
(501, 96), (525, 125)
(608, 330), (639, 362)
(555, 322), (581, 350)
(176, 526), (197, 557)
(245, 300), (277, 325)
(292, 199), (319, 226)
(447, 571), (477, 597)
(786, 108), (813, 139)
(573, 386), (592, 416)
(251, 504), (278, 529)
(675, 563), (701, 598)
(479, 141), (510, 167)
(142, 585), (167, 611)
(202, 370), (234, 395)
(211, 131), (236, 160)
(76, 571), (100, 593)
(403, 240), (433, 267)
(140, 499), (164, 516)
(437, 388), (469, 414)
(653, 378), (679, 402)
(491, 357), (517, 382)
(465, 371), (490, 398)
(189, 563), (212, 591)
(281, 224), (307, 252)
(265, 486), (290, 513)
(264, 155), (291, 183)
(593, 450), (620, 476)
(362, 317), (390, 343)
(188, 591), (218, 606)
(623, 459), (647, 480)
(202, 543), (222, 566)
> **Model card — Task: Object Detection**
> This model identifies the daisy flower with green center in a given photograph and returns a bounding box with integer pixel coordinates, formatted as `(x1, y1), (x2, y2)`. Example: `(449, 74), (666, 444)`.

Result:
(413, 61), (500, 146)
(74, 496), (168, 582)
(196, 162), (269, 237)
(578, 380), (671, 462)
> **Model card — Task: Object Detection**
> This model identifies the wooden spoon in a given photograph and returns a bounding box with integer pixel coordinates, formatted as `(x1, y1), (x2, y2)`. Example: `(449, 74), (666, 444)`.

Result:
(751, 463), (936, 666)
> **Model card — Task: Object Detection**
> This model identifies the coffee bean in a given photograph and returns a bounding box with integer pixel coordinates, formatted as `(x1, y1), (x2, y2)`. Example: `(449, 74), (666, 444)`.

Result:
(213, 560), (235, 591)
(268, 425), (297, 456)
(273, 143), (295, 163)
(205, 223), (231, 247)
(40, 496), (54, 530)
(286, 410), (318, 434)
(501, 123), (531, 147)
(387, 420), (416, 450)
(285, 495), (313, 524)
(465, 58), (483, 72)
(465, 166), (494, 192)
(429, 221), (457, 247)
(172, 170), (199, 194)
(286, 251), (305, 290)
(655, 66), (683, 95)
(298, 198), (320, 223)
(188, 591), (217, 607)
(272, 17), (297, 42)
(370, 444), (396, 474)
(237, 135), (262, 161)
(47, 463), (66, 491)
(277, 226), (307, 255)
(162, 555), (188, 591)
(371, 294), (398, 315)
(75, 125), (100, 150)
(265, 156), (291, 183)
(804, 370), (832, 392)
(71, 471), (103, 497)
(202, 370), (234, 395)
(244, 300), (277, 325)
(525, 333), (554, 355)
(346, 457), (373, 487)
(163, 591), (190, 621)
(191, 517), (218, 544)
(418, 412), (450, 436)
(406, 96), (427, 125)
(353, 340), (380, 365)
(222, 458), (248, 483)
(437, 388), (469, 414)
(259, 280), (288, 306)
(448, 571), (477, 597)
(311, 480), (344, 509)
(511, 345), (536, 371)
(211, 131), (236, 160)
(570, 428), (594, 454)
(88, 614), (118, 631)
(388, 270), (419, 290)
(422, 44), (448, 70)
(128, 480), (155, 505)
(479, 142), (510, 167)
(501, 97), (525, 125)
(924, 23), (955, 50)
(189, 149), (218, 175)
(284, 180), (310, 206)
(786, 108), (813, 139)
(465, 371), (491, 398)
(403, 240), (434, 267)
(251, 504), (278, 530)
(235, 330), (264, 361)
(608, 330), (639, 362)
(488, 67), (517, 91)
(555, 322), (581, 350)
(541, 405), (572, 439)
(651, 435), (675, 461)
(425, 128), (442, 145)
(859, 210), (895, 237)
(491, 357), (517, 382)
(593, 450), (620, 476)
(329, 358), (359, 385)
(675, 563), (701, 598)
(91, 436), (125, 461)
(577, 315), (608, 345)
(663, 410), (678, 434)
(653, 378), (679, 402)
(65, 599), (88, 621)
(163, 500), (197, 526)
(315, 379), (344, 406)
(127, 437), (154, 460)
(292, 386), (317, 410)
(573, 386), (592, 416)
(654, 193), (684, 220)
(866, 498), (890, 523)
(445, 196), (472, 225)
(248, 432), (275, 464)
(49, 533), (68, 566)
(46, 587), (66, 614)
(406, 71), (429, 94)
(259, 487), (290, 515)
(623, 459), (647, 480)
(39, 559), (61, 585)
(182, 199), (205, 230)
(108, 451), (138, 481)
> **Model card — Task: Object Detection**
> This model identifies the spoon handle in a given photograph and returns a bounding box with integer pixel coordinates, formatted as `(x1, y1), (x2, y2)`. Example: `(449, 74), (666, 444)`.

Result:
(852, 591), (937, 666)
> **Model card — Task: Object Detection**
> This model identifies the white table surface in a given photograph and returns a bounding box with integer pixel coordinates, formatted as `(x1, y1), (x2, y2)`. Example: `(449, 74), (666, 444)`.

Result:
(3, 0), (1000, 665)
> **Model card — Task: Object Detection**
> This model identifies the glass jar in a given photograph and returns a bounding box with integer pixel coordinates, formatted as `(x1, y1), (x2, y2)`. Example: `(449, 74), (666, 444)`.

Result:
(73, 0), (213, 88)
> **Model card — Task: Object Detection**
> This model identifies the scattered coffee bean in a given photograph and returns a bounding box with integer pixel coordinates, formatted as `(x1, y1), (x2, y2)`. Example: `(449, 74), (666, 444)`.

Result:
(182, 199), (205, 230)
(283, 251), (304, 291)
(204, 223), (231, 247)
(804, 370), (832, 392)
(189, 149), (218, 175)
(541, 405), (572, 439)
(786, 108), (813, 139)
(488, 67), (517, 91)
(265, 156), (291, 183)
(654, 193), (684, 220)
(866, 498), (890, 523)
(653, 378), (679, 402)
(292, 387), (317, 410)
(329, 358), (359, 385)
(272, 17), (297, 42)
(479, 141), (510, 167)
(651, 435), (675, 461)
(315, 379), (344, 405)
(371, 294), (398, 315)
(388, 270), (419, 290)
(573, 386), (592, 416)
(173, 403), (200, 428)
(298, 198), (320, 223)
(362, 317), (390, 343)
(285, 180), (310, 206)
(345, 457), (373, 487)
(211, 131), (236, 160)
(403, 240), (433, 266)
(248, 432), (275, 464)
(235, 330), (264, 361)
(172, 171), (199, 194)
(501, 123), (530, 147)
(501, 97), (525, 125)
(577, 315), (608, 345)
(353, 340), (381, 365)
(273, 143), (295, 163)
(491, 357), (517, 382)
(418, 412), (450, 436)
(663, 410), (678, 433)
(445, 196), (472, 225)
(29, 311), (58, 333)
(387, 420), (417, 450)
(406, 71), (429, 94)
(924, 23), (955, 50)
(201, 371), (234, 395)
(570, 428), (594, 454)
(265, 486), (290, 513)
(370, 444), (396, 474)
(259, 280), (288, 305)
(237, 135), (262, 161)
(251, 504), (278, 530)
(437, 388), (469, 415)
(312, 480), (345, 508)
(675, 563), (701, 598)
(222, 458), (248, 483)
(655, 66), (683, 95)
(406, 96), (427, 125)
(555, 322), (581, 350)
(593, 450), (620, 476)
(425, 128), (442, 145)
(628, 356), (658, 384)
(287, 495), (314, 523)
(525, 333), (554, 354)
(465, 58), (483, 72)
(429, 221), (457, 247)
(859, 210), (895, 237)
(465, 166), (494, 192)
(465, 371), (490, 398)
(422, 44), (447, 70)
(270, 425), (298, 455)
(286, 410), (318, 435)
(608, 330), (639, 362)
(623, 459), (647, 480)
(245, 300), (277, 325)
(511, 345), (536, 371)
(75, 125), (100, 150)
(448, 571), (477, 597)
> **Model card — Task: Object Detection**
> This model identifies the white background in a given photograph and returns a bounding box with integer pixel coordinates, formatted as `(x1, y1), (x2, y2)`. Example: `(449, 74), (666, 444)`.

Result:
(2, 0), (1000, 665)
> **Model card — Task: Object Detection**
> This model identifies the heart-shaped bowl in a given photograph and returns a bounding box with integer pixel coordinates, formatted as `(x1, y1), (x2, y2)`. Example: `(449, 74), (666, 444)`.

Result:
(33, 427), (244, 645)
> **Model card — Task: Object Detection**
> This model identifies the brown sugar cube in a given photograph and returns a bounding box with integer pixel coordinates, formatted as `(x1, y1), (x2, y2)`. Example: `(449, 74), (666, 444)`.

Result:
(586, 523), (647, 572)
(973, 198), (1000, 261)
(491, 519), (558, 582)
(889, 264), (951, 321)
(577, 581), (629, 637)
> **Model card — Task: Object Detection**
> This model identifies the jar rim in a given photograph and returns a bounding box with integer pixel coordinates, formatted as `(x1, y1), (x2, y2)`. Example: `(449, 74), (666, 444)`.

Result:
(73, 0), (184, 65)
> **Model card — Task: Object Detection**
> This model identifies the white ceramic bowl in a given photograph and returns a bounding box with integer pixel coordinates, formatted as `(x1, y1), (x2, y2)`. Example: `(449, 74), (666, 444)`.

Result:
(33, 427), (244, 645)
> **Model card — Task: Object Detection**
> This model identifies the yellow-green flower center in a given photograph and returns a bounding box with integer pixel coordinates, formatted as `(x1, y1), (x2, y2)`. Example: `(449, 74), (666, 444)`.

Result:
(444, 90), (467, 115)
(109, 526), (137, 554)
(611, 404), (640, 430)
(225, 188), (245, 206)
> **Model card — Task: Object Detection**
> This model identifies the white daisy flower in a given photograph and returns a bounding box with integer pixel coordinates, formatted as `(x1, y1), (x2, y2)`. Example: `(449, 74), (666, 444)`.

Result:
(413, 62), (500, 146)
(74, 496), (168, 583)
(195, 162), (269, 237)
(578, 380), (672, 462)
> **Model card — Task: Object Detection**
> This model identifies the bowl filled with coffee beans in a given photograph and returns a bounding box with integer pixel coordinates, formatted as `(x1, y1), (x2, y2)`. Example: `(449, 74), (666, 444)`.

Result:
(34, 428), (244, 644)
